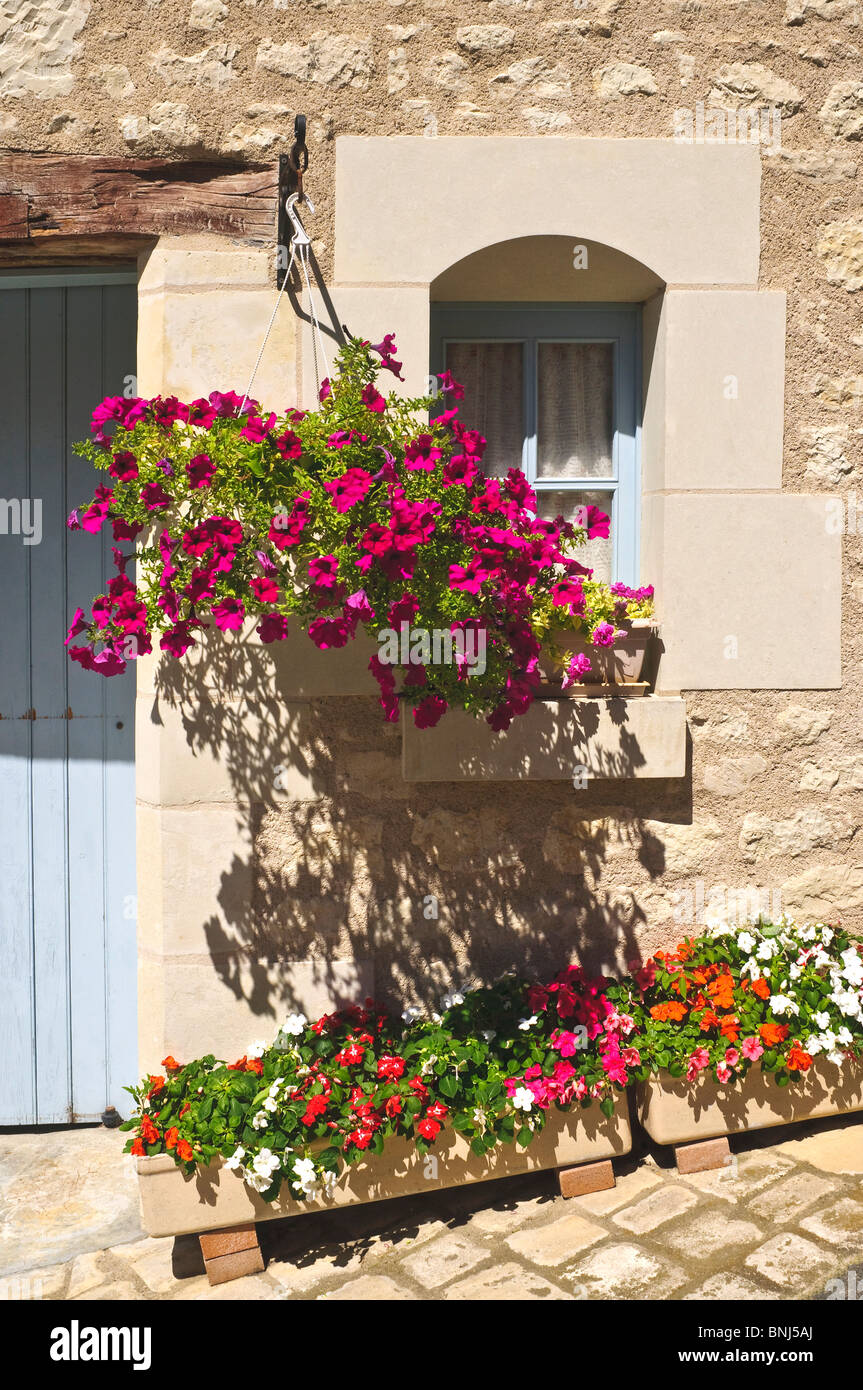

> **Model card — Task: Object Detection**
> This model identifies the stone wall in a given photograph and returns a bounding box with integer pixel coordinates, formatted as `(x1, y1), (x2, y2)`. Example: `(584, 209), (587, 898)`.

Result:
(4, 0), (863, 1055)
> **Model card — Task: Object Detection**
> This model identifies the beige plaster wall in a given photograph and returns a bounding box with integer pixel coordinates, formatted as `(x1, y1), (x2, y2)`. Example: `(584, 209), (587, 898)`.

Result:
(7, 0), (863, 1062)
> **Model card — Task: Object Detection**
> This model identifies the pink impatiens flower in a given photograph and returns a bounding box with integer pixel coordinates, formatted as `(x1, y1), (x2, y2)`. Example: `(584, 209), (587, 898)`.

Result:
(741, 1036), (764, 1062)
(686, 1047), (711, 1081)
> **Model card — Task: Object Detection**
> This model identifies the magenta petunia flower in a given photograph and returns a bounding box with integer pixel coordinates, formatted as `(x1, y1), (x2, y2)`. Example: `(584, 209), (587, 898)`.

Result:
(211, 598), (245, 631)
(442, 455), (478, 489)
(140, 481), (172, 511)
(412, 695), (448, 729)
(208, 390), (246, 418)
(345, 588), (374, 624)
(80, 485), (115, 533)
(308, 554), (340, 589)
(324, 467), (373, 513)
(109, 450), (138, 481)
(404, 435), (442, 472)
(387, 593), (419, 627)
(360, 384), (386, 413)
(186, 453), (215, 489)
(239, 413), (276, 444)
(64, 608), (88, 647)
(250, 576), (279, 604)
(318, 378), (332, 402)
(436, 370), (465, 400)
(257, 613), (288, 643)
(160, 622), (196, 658)
(275, 430), (303, 461)
(308, 616), (351, 649)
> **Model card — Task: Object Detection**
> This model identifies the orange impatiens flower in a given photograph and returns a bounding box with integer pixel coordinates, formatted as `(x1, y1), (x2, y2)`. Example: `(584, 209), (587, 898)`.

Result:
(751, 978), (771, 1001)
(759, 1022), (789, 1048)
(699, 1008), (720, 1032)
(650, 1001), (688, 1022)
(130, 1138), (146, 1156)
(707, 972), (735, 1011)
(164, 1127), (179, 1151)
(719, 1014), (740, 1043)
(787, 1043), (813, 1072)
(161, 1055), (181, 1071)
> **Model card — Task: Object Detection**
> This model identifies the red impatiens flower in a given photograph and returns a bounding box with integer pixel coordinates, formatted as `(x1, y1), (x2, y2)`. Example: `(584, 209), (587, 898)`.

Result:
(377, 1054), (406, 1081)
(417, 1117), (441, 1141)
(164, 1127), (179, 1150)
(425, 1101), (448, 1121)
(130, 1138), (146, 1156)
(302, 1093), (328, 1126)
(161, 1055), (180, 1071)
(335, 1044), (365, 1066)
(139, 1116), (159, 1145)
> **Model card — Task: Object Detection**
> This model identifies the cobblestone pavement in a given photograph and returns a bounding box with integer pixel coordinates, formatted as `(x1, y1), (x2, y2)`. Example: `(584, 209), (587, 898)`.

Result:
(2, 1113), (862, 1301)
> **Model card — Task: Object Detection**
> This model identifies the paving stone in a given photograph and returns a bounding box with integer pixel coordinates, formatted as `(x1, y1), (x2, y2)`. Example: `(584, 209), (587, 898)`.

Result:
(613, 1185), (699, 1235)
(746, 1172), (836, 1224)
(0, 1263), (68, 1299)
(110, 1234), (178, 1294)
(745, 1232), (839, 1292)
(445, 1261), (572, 1300)
(663, 1210), (763, 1261)
(505, 1211), (606, 1266)
(67, 1251), (108, 1299)
(684, 1273), (773, 1301)
(321, 1275), (417, 1300)
(179, 1273), (281, 1300)
(566, 1242), (687, 1300)
(267, 1247), (366, 1294)
(465, 1195), (551, 1234)
(678, 1150), (796, 1203)
(775, 1124), (863, 1175)
(573, 1164), (662, 1215)
(401, 1232), (490, 1289)
(800, 1197), (863, 1251)
(73, 1281), (141, 1301)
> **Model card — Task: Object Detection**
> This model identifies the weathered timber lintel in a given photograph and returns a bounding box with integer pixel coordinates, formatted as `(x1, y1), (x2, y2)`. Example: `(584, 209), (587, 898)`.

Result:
(0, 156), (278, 244)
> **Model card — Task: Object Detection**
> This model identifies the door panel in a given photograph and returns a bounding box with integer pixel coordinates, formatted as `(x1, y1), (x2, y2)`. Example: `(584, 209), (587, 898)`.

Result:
(0, 272), (138, 1124)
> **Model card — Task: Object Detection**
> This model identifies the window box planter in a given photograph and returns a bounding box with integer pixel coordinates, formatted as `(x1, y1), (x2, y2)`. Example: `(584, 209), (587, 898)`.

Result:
(136, 1094), (632, 1240)
(540, 620), (656, 694)
(634, 1058), (863, 1149)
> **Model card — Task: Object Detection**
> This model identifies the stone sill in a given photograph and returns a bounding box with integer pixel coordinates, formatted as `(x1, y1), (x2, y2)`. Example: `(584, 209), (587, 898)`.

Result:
(401, 695), (687, 782)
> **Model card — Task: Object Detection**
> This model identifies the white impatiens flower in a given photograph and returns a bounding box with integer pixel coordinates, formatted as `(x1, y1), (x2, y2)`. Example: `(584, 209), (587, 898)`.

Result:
(401, 1005), (424, 1023)
(840, 948), (863, 988)
(291, 1156), (320, 1198)
(757, 938), (779, 962)
(441, 991), (465, 1011)
(836, 1026), (853, 1047)
(225, 1146), (246, 1171)
(769, 994), (799, 1018)
(262, 1097), (277, 1113)
(481, 1030), (496, 1043)
(247, 1041), (267, 1059)
(420, 1053), (438, 1077)
(282, 1013), (308, 1037)
(821, 925), (835, 947)
(737, 931), (757, 954)
(517, 1015), (538, 1031)
(246, 1148), (280, 1191)
(321, 1169), (338, 1198)
(251, 1110), (270, 1130)
(805, 1035), (823, 1056)
(813, 1011), (831, 1031)
(512, 1087), (534, 1113)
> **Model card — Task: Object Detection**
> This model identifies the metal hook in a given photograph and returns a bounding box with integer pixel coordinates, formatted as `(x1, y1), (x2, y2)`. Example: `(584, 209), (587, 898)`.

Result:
(285, 191), (314, 250)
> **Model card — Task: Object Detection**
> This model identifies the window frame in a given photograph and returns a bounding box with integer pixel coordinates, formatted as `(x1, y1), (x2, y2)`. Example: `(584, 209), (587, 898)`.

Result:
(430, 303), (641, 586)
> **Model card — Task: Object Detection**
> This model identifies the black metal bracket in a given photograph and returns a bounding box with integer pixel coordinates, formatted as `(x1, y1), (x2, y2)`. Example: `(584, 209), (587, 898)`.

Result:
(277, 114), (308, 288)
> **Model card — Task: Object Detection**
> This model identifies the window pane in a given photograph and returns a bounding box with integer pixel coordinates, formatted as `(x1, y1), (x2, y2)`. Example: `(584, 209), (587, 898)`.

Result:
(537, 342), (614, 480)
(445, 341), (524, 478)
(534, 488), (614, 582)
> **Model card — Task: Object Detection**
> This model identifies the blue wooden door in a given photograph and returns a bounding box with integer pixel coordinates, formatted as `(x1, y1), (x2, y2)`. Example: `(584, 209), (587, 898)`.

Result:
(0, 270), (138, 1124)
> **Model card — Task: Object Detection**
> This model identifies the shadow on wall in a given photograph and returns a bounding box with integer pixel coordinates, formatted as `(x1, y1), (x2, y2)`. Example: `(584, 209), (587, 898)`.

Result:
(151, 628), (692, 1024)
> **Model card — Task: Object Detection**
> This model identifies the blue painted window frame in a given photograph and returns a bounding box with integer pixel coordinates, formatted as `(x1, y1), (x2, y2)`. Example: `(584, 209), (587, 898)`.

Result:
(430, 303), (641, 586)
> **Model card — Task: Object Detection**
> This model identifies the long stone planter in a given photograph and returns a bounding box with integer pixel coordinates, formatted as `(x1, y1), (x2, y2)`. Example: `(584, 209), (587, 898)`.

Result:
(635, 1059), (863, 1148)
(137, 1095), (632, 1238)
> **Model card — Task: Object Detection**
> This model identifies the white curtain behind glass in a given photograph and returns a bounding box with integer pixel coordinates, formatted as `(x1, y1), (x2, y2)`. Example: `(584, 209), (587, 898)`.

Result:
(537, 342), (613, 479)
(445, 341), (523, 477)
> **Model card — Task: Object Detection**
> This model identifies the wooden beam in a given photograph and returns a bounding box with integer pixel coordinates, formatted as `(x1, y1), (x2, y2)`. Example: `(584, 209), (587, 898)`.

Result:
(0, 156), (279, 244)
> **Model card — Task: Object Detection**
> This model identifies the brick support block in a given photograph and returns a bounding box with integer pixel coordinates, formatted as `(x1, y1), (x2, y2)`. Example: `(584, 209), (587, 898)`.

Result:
(558, 1159), (615, 1198)
(199, 1222), (264, 1285)
(674, 1136), (731, 1175)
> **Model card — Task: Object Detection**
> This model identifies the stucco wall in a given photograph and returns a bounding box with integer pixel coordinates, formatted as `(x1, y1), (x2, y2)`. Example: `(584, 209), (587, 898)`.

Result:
(5, 0), (863, 1060)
